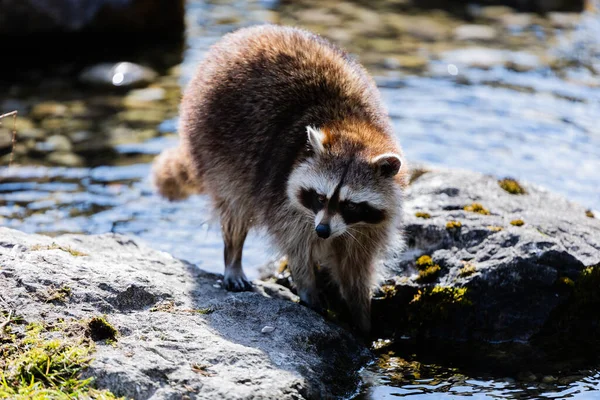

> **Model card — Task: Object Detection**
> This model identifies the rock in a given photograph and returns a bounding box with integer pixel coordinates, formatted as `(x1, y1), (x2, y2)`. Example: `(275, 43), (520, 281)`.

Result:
(17, 128), (46, 141)
(123, 88), (166, 109)
(0, 0), (184, 35)
(0, 228), (370, 399)
(30, 102), (68, 119)
(0, 128), (13, 150)
(385, 15), (451, 42)
(454, 24), (497, 41)
(548, 12), (582, 29)
(117, 110), (165, 126)
(500, 13), (534, 30)
(440, 48), (541, 70)
(5, 116), (32, 132)
(39, 118), (93, 133)
(372, 167), (600, 352)
(381, 55), (429, 71)
(79, 62), (158, 88)
(46, 152), (84, 167)
(68, 130), (95, 144)
(476, 5), (516, 21)
(108, 126), (158, 146)
(34, 135), (72, 153)
(261, 326), (276, 333)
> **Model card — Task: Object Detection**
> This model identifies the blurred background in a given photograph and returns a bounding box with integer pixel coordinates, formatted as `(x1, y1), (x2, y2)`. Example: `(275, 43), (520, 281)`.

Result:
(0, 1), (599, 396)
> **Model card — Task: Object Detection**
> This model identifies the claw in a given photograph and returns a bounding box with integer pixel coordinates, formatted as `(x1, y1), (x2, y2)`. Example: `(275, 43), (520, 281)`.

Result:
(223, 270), (253, 292)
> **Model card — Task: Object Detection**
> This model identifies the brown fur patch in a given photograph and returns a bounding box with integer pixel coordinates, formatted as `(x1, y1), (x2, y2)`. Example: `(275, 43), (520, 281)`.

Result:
(152, 147), (202, 201)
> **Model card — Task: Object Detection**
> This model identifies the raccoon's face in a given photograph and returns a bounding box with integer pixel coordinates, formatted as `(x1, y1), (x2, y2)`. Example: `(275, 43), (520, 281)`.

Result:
(287, 126), (403, 240)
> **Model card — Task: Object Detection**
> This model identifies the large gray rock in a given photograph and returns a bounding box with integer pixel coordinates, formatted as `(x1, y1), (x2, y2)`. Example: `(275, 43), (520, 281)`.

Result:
(0, 228), (369, 399)
(372, 167), (600, 354)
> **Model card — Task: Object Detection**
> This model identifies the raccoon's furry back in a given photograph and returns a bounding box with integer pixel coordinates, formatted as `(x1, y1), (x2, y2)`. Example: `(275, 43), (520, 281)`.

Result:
(176, 24), (397, 218)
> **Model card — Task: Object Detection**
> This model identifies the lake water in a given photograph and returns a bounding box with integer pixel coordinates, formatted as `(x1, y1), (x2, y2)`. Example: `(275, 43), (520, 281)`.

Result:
(1, 0), (599, 398)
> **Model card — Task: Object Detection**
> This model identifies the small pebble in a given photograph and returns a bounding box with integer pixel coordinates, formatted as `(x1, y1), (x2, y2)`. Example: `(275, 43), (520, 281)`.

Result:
(261, 326), (275, 334)
(212, 284), (221, 288)
(79, 62), (158, 88)
(11, 244), (27, 254)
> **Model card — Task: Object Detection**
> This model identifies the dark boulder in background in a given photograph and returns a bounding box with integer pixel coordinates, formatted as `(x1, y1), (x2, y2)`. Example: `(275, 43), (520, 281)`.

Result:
(0, 0), (184, 35)
(370, 167), (600, 370)
(0, 0), (185, 78)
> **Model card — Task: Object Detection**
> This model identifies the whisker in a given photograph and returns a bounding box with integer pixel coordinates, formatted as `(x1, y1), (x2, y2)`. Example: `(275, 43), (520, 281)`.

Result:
(344, 230), (370, 254)
(346, 227), (377, 248)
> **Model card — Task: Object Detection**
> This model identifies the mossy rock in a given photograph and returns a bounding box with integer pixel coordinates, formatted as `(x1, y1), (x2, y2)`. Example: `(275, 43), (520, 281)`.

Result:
(499, 178), (526, 195)
(464, 203), (490, 215)
(0, 316), (122, 399)
(446, 221), (462, 229)
(533, 265), (600, 358)
(87, 317), (118, 342)
(586, 210), (595, 218)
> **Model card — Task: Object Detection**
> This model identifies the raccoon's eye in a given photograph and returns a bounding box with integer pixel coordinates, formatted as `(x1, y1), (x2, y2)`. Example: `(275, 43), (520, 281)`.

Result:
(344, 202), (358, 210)
(299, 188), (326, 213)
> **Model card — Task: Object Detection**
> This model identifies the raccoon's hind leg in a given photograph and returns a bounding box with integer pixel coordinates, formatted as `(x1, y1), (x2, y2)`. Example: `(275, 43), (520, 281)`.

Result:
(221, 207), (253, 292)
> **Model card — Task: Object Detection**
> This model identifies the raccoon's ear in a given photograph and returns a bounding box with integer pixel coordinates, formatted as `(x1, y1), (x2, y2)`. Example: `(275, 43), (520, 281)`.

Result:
(372, 153), (402, 178)
(306, 126), (327, 155)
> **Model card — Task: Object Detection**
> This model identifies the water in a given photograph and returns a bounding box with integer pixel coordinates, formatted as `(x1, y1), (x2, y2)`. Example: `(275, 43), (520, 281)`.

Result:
(358, 358), (600, 399)
(1, 0), (600, 398)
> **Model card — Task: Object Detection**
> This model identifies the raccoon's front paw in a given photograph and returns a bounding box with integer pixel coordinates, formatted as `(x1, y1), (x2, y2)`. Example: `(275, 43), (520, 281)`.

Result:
(298, 290), (324, 315)
(223, 269), (253, 292)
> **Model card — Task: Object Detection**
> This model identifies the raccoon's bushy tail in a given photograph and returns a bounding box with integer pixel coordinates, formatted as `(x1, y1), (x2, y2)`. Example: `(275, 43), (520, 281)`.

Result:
(152, 146), (203, 201)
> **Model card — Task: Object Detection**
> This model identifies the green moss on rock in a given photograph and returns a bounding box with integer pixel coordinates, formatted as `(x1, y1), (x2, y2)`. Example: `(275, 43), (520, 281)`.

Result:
(0, 317), (121, 399)
(30, 243), (87, 257)
(415, 255), (434, 269)
(557, 276), (575, 287)
(499, 178), (526, 195)
(458, 262), (477, 278)
(415, 255), (442, 284)
(586, 210), (595, 218)
(411, 286), (470, 306)
(535, 265), (600, 353)
(416, 265), (441, 284)
(407, 286), (472, 329)
(380, 284), (398, 299)
(464, 203), (490, 215)
(87, 317), (118, 342)
(446, 221), (462, 229)
(40, 286), (71, 303)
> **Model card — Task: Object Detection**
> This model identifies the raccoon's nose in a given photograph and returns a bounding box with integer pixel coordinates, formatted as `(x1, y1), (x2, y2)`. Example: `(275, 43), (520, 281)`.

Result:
(315, 224), (331, 239)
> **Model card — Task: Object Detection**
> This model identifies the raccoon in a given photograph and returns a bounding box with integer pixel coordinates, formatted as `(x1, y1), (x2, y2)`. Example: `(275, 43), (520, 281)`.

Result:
(152, 24), (408, 334)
